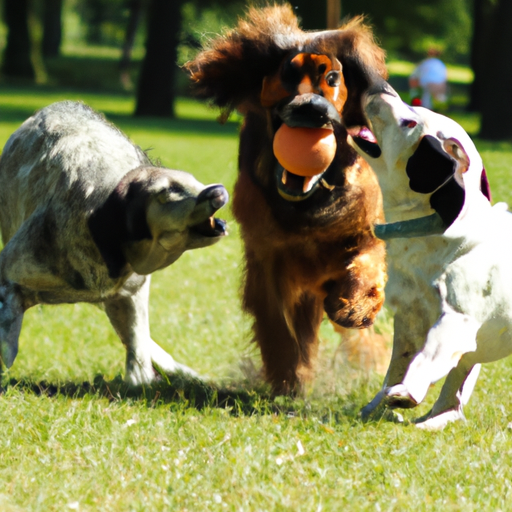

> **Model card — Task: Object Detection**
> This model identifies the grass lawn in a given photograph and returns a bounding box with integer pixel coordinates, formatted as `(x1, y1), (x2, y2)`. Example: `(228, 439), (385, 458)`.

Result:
(1, 85), (512, 511)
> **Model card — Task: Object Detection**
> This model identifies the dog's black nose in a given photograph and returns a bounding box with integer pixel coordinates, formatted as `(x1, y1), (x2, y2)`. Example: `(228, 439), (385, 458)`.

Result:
(197, 185), (229, 210)
(278, 93), (341, 128)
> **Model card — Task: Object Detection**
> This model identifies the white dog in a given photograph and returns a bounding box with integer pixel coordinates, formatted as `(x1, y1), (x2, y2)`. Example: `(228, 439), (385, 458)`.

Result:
(0, 101), (228, 386)
(348, 84), (512, 429)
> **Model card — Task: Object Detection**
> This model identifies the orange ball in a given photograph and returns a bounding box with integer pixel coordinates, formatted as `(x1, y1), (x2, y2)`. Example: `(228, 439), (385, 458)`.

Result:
(273, 125), (337, 176)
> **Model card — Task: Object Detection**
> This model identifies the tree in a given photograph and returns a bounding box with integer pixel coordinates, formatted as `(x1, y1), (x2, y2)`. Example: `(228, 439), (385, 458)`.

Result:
(478, 0), (512, 140)
(293, 0), (341, 30)
(134, 0), (183, 117)
(2, 0), (35, 79)
(292, 0), (329, 30)
(119, 0), (145, 88)
(467, 0), (495, 112)
(42, 0), (63, 58)
(340, 0), (472, 63)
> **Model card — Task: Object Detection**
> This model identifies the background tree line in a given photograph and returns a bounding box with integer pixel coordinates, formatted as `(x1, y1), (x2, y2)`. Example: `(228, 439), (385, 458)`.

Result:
(0, 0), (510, 140)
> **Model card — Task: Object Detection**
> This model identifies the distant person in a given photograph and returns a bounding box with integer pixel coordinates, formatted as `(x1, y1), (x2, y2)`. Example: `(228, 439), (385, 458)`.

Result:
(409, 48), (448, 110)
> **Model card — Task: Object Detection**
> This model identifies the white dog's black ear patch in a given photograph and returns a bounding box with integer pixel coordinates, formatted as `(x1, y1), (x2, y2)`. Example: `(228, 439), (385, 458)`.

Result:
(406, 135), (465, 226)
(406, 135), (455, 193)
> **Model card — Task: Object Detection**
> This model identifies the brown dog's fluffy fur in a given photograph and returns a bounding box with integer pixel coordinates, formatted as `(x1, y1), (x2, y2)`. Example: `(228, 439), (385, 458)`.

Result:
(187, 5), (387, 394)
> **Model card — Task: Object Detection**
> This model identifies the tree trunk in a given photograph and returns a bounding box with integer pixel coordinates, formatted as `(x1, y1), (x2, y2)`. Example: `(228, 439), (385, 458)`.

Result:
(292, 0), (328, 30)
(85, 0), (106, 45)
(326, 0), (342, 29)
(479, 0), (512, 140)
(134, 0), (182, 117)
(42, 0), (63, 58)
(467, 0), (493, 112)
(2, 0), (35, 79)
(120, 0), (144, 74)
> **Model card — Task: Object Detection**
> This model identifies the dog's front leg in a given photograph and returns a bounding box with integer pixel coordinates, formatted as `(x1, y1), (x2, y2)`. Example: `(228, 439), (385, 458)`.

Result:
(414, 362), (481, 430)
(386, 310), (480, 410)
(361, 308), (432, 418)
(242, 255), (323, 395)
(323, 247), (386, 330)
(0, 284), (24, 380)
(104, 277), (197, 386)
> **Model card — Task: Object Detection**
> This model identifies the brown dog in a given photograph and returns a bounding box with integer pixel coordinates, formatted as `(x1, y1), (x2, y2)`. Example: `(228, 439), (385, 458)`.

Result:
(187, 5), (387, 394)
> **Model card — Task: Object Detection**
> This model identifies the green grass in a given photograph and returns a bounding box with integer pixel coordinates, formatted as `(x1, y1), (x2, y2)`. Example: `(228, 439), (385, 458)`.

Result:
(2, 86), (512, 511)
(387, 60), (474, 84)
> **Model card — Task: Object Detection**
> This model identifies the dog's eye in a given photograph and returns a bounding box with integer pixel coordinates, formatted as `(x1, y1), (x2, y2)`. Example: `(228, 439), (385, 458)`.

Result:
(401, 119), (417, 129)
(451, 144), (461, 158)
(325, 70), (340, 87)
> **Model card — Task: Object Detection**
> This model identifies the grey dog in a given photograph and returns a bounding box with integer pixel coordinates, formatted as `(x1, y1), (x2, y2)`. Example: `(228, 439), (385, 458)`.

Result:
(0, 101), (228, 385)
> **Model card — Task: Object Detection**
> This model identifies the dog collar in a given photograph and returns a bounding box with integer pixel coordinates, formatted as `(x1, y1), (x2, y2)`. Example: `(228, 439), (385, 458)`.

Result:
(374, 212), (446, 240)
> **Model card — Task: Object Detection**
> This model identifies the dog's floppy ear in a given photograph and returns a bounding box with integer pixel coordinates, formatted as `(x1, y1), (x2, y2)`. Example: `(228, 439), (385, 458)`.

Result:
(89, 172), (152, 279)
(185, 5), (302, 116)
(406, 135), (464, 226)
(480, 168), (492, 202)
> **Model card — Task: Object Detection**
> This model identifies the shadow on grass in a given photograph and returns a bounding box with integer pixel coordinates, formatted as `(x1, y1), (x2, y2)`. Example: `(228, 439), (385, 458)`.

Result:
(3, 373), (366, 422)
(3, 374), (285, 416)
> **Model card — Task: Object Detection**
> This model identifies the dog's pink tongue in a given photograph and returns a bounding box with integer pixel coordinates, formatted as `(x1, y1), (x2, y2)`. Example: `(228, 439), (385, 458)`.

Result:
(358, 127), (377, 143)
(347, 126), (377, 143)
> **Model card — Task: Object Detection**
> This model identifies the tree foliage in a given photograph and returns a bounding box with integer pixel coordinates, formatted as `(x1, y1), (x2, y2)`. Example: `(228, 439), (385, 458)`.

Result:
(77, 0), (134, 46)
(294, 0), (472, 63)
(1, 0), (510, 138)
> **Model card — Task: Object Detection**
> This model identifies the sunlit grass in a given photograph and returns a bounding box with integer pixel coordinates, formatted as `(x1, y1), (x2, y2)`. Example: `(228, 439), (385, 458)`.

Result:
(1, 86), (512, 511)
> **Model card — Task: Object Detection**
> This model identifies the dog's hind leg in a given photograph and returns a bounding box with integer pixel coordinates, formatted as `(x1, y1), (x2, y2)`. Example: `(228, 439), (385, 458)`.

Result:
(414, 362), (480, 430)
(0, 284), (24, 378)
(387, 310), (480, 406)
(361, 307), (436, 418)
(104, 277), (197, 386)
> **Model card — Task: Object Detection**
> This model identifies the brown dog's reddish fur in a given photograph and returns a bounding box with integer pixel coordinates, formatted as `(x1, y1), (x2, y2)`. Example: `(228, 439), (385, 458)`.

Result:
(187, 5), (387, 394)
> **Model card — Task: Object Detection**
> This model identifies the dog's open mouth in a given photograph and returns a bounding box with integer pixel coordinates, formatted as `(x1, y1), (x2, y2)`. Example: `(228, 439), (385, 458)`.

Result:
(273, 124), (337, 201)
(347, 126), (382, 159)
(190, 217), (227, 238)
(275, 164), (333, 201)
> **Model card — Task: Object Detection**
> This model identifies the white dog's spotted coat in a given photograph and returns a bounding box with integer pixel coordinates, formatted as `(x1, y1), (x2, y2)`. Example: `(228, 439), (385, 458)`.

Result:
(349, 86), (512, 429)
(0, 101), (228, 386)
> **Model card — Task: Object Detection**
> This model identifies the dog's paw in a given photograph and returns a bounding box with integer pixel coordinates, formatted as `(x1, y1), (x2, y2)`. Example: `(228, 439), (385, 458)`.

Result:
(361, 389), (386, 420)
(360, 389), (403, 423)
(414, 407), (465, 430)
(385, 384), (419, 409)
(158, 360), (200, 380)
(360, 400), (404, 424)
(124, 362), (157, 387)
(148, 339), (200, 380)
